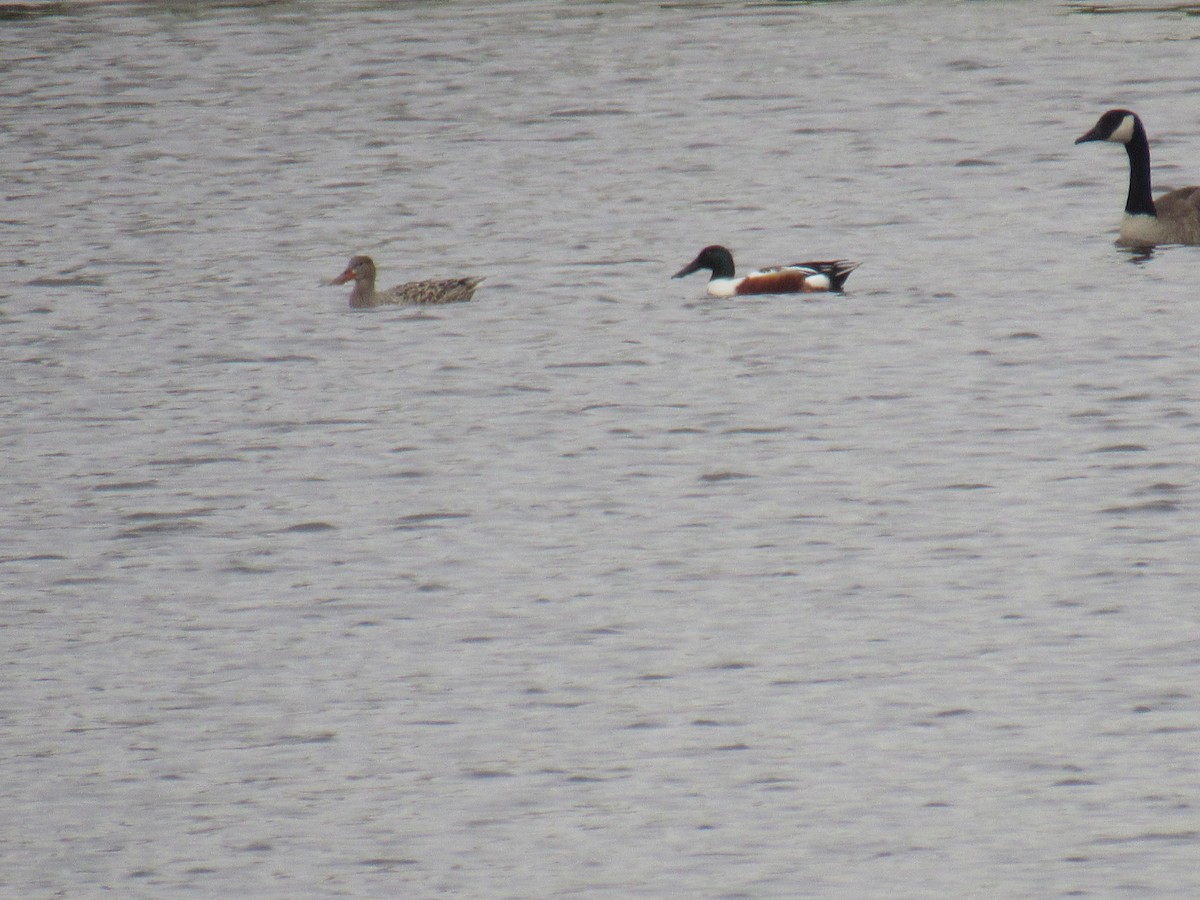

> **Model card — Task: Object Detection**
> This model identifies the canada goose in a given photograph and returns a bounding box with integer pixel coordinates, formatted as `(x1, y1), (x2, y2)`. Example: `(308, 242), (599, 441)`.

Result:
(330, 256), (483, 308)
(673, 245), (859, 297)
(1075, 109), (1200, 247)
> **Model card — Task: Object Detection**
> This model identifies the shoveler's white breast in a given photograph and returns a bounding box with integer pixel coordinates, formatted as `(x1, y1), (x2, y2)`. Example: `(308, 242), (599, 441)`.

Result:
(705, 277), (741, 298)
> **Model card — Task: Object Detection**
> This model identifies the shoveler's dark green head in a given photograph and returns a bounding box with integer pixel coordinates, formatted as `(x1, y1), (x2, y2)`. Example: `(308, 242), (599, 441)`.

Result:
(673, 245), (736, 280)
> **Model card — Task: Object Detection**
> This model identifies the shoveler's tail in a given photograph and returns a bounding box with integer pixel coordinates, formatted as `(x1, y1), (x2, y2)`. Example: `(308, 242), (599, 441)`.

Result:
(793, 260), (859, 292)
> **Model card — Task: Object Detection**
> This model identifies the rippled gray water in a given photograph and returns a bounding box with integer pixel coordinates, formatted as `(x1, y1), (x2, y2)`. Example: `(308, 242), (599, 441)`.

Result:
(4, 0), (1200, 896)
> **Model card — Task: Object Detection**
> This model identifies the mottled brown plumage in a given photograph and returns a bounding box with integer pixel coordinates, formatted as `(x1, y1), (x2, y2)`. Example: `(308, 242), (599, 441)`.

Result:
(331, 256), (483, 308)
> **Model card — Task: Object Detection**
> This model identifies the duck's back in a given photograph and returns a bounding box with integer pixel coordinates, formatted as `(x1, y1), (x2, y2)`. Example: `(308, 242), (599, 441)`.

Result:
(380, 277), (484, 306)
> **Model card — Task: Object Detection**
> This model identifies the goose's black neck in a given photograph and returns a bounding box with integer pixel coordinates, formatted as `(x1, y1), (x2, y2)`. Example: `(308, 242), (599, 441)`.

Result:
(1125, 119), (1157, 218)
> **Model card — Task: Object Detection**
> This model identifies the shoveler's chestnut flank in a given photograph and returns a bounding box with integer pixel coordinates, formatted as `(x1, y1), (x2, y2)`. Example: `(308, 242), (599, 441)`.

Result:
(331, 255), (484, 308)
(673, 245), (858, 298)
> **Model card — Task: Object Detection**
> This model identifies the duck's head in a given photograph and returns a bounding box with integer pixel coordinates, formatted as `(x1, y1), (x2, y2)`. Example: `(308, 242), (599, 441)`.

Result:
(673, 245), (735, 280)
(1076, 109), (1140, 146)
(332, 255), (376, 285)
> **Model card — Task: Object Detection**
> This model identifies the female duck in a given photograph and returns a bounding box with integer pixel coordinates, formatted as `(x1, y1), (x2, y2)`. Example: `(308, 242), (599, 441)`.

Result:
(331, 255), (484, 308)
(673, 245), (858, 297)
(1076, 109), (1200, 247)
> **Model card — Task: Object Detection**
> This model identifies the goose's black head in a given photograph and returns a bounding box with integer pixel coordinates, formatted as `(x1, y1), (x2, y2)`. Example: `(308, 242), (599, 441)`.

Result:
(1076, 109), (1141, 146)
(673, 245), (736, 280)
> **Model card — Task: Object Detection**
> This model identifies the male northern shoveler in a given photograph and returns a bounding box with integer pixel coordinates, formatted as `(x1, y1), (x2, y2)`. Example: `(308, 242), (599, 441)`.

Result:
(331, 255), (484, 308)
(673, 245), (858, 297)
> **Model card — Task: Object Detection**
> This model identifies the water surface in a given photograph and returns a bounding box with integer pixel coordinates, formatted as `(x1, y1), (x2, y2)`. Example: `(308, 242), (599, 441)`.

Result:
(4, 1), (1200, 896)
